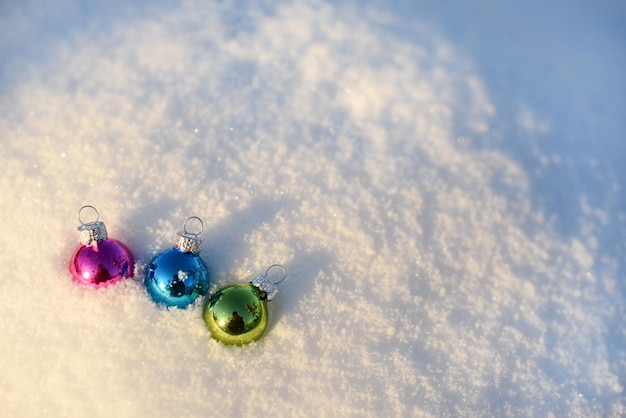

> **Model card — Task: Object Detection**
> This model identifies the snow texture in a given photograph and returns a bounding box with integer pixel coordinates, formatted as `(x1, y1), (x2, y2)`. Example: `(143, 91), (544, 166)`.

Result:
(1, 0), (625, 416)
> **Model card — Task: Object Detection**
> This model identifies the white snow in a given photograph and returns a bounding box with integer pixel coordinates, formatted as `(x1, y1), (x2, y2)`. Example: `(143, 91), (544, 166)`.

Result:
(1, 0), (624, 416)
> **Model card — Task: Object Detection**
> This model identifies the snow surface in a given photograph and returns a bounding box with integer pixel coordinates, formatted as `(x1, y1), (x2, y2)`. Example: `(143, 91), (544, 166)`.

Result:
(1, 0), (625, 416)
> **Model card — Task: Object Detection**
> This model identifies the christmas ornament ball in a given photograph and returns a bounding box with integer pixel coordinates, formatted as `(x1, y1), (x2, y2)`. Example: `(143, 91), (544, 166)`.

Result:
(203, 265), (286, 345)
(70, 238), (134, 286)
(69, 205), (135, 287)
(145, 247), (209, 308)
(203, 284), (268, 346)
(144, 216), (209, 308)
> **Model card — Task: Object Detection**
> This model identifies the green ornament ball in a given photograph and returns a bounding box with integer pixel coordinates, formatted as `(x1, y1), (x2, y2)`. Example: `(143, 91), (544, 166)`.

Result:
(203, 284), (268, 345)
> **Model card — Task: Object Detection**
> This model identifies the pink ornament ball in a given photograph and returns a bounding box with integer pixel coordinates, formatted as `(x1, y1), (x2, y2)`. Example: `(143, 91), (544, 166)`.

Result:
(69, 238), (134, 287)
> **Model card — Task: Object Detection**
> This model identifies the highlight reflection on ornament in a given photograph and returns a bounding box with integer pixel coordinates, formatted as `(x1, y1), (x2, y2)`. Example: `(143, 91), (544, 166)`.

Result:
(203, 264), (286, 345)
(69, 205), (135, 287)
(144, 216), (209, 308)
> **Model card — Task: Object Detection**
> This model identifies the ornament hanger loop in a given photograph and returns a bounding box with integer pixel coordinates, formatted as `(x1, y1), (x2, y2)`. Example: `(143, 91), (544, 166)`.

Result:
(78, 205), (99, 226)
(265, 264), (287, 284)
(183, 216), (204, 236)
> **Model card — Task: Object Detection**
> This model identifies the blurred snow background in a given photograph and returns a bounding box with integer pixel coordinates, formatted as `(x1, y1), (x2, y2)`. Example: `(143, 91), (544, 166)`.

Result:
(0, 0), (624, 416)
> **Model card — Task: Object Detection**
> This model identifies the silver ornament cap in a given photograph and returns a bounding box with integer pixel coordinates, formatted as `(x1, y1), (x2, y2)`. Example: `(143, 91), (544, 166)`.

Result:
(77, 205), (108, 245)
(175, 216), (204, 254)
(78, 221), (108, 244)
(175, 231), (203, 254)
(250, 264), (287, 301)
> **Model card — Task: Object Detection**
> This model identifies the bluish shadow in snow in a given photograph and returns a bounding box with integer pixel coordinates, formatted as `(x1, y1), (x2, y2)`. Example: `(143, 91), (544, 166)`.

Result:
(204, 196), (295, 273)
(368, 0), (626, 410)
(373, 0), (626, 251)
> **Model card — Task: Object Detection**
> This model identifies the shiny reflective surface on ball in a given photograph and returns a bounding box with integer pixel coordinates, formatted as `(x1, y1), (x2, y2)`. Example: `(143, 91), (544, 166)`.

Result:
(203, 284), (268, 345)
(69, 239), (134, 287)
(144, 248), (208, 308)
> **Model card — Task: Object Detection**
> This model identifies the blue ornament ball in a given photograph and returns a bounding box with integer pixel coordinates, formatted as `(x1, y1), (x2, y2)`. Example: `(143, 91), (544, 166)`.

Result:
(145, 247), (209, 308)
(144, 217), (209, 308)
